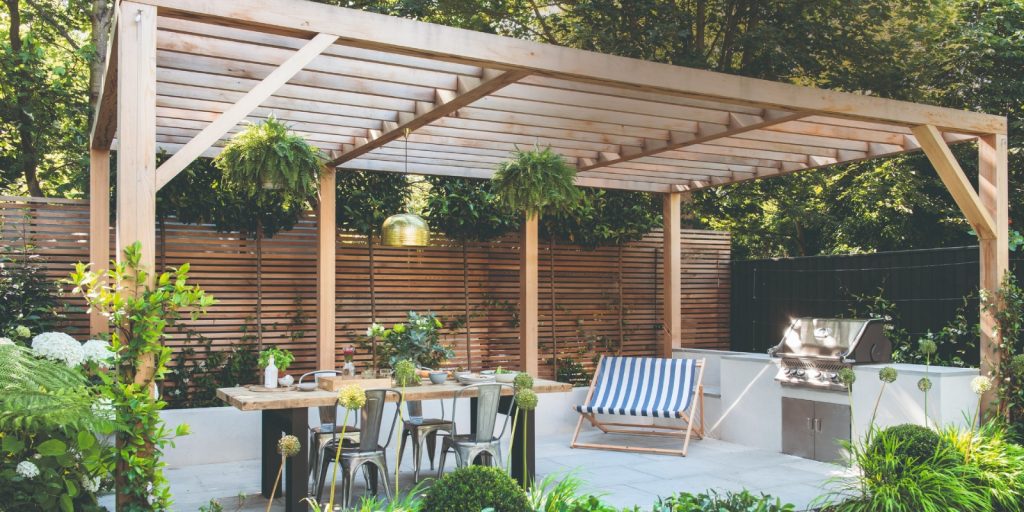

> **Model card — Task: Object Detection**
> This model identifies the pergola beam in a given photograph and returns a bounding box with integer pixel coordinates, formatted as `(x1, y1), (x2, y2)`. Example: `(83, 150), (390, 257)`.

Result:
(88, 148), (110, 335)
(136, 0), (1004, 134)
(89, 8), (119, 150)
(978, 134), (1009, 414)
(662, 192), (682, 356)
(327, 69), (530, 167)
(911, 124), (997, 240)
(520, 214), (539, 375)
(153, 32), (339, 190)
(317, 167), (337, 370)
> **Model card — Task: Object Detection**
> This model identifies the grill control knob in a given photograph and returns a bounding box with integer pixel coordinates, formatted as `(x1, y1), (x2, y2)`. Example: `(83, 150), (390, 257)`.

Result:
(795, 369), (806, 378)
(829, 372), (840, 382)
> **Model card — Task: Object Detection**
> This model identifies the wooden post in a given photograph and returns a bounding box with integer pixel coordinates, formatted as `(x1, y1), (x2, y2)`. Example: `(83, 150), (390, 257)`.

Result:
(89, 148), (110, 336)
(116, 2), (157, 274)
(317, 167), (337, 370)
(662, 192), (682, 357)
(520, 213), (539, 375)
(979, 133), (1009, 414)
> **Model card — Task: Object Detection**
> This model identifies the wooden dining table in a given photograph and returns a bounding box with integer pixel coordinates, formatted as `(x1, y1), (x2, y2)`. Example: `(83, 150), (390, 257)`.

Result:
(217, 378), (572, 512)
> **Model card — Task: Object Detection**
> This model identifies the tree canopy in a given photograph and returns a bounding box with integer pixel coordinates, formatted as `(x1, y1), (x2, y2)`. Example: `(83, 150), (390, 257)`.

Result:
(2, 0), (1022, 259)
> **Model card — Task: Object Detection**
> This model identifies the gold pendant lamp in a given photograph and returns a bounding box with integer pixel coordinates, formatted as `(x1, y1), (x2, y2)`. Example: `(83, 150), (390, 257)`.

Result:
(381, 129), (430, 247)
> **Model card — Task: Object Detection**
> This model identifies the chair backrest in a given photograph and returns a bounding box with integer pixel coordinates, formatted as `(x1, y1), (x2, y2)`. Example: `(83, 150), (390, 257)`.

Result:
(356, 388), (401, 451)
(586, 357), (699, 418)
(300, 370), (342, 426)
(452, 383), (512, 442)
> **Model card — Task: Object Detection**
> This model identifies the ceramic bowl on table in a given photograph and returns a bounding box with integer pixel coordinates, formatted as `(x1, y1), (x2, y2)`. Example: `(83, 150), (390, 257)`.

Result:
(297, 382), (318, 392)
(428, 371), (448, 385)
(456, 373), (495, 385)
(495, 371), (518, 384)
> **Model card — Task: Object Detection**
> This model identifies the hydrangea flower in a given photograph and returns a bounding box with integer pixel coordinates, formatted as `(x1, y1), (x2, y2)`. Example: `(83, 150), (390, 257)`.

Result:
(337, 384), (366, 409)
(82, 339), (114, 368)
(31, 332), (85, 367)
(277, 435), (301, 458)
(81, 475), (101, 493)
(366, 323), (386, 338)
(14, 325), (30, 339)
(0, 337), (13, 346)
(971, 376), (992, 396)
(16, 460), (39, 479)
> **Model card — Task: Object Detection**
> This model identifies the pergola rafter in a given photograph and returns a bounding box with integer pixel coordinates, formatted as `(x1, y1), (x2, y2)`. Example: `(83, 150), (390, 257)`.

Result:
(89, 0), (1010, 428)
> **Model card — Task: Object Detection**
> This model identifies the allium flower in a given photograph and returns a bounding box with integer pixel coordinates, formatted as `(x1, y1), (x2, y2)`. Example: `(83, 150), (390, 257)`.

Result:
(31, 332), (85, 367)
(16, 460), (39, 479)
(515, 388), (538, 411)
(0, 337), (13, 346)
(337, 384), (367, 409)
(878, 367), (898, 383)
(917, 377), (932, 392)
(918, 338), (938, 356)
(82, 339), (114, 368)
(513, 372), (534, 391)
(838, 368), (856, 387)
(971, 376), (993, 396)
(14, 325), (30, 339)
(277, 435), (301, 458)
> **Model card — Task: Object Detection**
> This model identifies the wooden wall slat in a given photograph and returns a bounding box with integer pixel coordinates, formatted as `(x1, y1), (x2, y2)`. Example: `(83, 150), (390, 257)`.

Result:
(1, 197), (729, 380)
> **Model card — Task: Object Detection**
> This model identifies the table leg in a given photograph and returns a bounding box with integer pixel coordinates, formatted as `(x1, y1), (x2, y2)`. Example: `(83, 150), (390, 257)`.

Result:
(285, 408), (310, 512)
(262, 410), (281, 498)
(510, 406), (535, 487)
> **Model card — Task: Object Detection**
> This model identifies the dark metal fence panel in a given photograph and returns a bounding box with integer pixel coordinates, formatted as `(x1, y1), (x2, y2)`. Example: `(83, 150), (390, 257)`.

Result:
(730, 246), (1023, 358)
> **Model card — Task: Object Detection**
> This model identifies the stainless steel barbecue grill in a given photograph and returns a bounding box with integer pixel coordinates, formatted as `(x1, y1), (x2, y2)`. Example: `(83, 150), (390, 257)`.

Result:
(768, 317), (892, 390)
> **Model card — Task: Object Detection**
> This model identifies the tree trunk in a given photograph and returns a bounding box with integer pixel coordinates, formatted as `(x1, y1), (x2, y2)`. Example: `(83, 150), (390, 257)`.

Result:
(256, 222), (264, 350)
(89, 0), (114, 111)
(368, 234), (377, 370)
(5, 0), (43, 197)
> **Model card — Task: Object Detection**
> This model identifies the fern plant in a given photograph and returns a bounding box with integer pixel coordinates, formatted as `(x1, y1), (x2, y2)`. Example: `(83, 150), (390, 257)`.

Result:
(491, 146), (581, 218)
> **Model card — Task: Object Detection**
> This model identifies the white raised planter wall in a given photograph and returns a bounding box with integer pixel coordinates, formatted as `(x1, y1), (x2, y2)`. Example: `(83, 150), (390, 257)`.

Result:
(675, 347), (979, 453)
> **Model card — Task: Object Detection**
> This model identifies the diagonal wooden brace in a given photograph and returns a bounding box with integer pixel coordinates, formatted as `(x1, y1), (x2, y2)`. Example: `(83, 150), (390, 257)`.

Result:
(154, 32), (339, 190)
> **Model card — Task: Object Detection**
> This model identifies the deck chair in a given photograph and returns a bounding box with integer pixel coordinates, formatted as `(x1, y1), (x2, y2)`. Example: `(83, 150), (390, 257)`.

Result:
(571, 356), (705, 456)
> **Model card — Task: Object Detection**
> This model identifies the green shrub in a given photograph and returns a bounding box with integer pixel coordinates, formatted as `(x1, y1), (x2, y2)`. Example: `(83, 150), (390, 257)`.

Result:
(527, 473), (617, 512)
(656, 489), (794, 511)
(423, 466), (529, 512)
(941, 424), (1024, 511)
(869, 423), (945, 468)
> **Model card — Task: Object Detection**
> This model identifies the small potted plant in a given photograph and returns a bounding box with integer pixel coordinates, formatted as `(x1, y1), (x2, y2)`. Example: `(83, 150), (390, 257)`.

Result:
(259, 347), (295, 385)
(494, 366), (519, 384)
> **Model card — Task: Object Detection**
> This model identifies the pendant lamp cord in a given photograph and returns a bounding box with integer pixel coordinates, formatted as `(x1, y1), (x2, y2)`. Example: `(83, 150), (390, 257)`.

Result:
(404, 128), (411, 213)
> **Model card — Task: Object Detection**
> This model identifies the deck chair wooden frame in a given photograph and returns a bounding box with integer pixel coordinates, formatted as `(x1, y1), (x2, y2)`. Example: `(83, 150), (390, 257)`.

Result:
(570, 356), (705, 456)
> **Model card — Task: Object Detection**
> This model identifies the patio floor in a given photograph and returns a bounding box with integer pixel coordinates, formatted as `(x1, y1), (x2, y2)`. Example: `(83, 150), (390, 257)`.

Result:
(103, 431), (848, 511)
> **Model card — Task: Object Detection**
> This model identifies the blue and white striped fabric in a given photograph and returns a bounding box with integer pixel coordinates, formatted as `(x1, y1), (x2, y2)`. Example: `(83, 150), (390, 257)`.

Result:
(575, 357), (698, 418)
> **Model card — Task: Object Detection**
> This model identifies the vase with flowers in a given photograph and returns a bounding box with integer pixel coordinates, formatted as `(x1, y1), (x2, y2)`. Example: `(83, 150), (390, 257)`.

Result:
(341, 346), (356, 376)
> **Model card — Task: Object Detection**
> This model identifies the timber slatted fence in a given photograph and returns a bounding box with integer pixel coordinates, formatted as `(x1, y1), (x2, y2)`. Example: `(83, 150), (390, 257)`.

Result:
(1, 196), (730, 380)
(732, 247), (1024, 364)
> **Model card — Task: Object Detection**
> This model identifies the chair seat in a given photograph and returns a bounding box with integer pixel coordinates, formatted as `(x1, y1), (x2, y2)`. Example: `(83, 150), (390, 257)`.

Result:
(444, 433), (500, 445)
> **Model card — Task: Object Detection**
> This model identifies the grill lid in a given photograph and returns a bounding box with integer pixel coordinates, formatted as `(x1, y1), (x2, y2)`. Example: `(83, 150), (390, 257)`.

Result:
(769, 317), (892, 363)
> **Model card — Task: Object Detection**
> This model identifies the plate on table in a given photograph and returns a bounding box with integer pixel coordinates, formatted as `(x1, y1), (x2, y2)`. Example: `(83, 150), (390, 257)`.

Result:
(456, 373), (495, 385)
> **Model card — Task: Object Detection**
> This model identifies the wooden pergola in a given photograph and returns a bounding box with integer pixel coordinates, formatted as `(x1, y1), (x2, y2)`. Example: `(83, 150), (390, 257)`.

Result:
(89, 0), (1008, 380)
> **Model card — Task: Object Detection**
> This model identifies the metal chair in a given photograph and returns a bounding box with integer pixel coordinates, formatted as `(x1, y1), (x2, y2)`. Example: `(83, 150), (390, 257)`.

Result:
(397, 399), (454, 482)
(436, 383), (514, 477)
(298, 371), (360, 489)
(315, 388), (400, 508)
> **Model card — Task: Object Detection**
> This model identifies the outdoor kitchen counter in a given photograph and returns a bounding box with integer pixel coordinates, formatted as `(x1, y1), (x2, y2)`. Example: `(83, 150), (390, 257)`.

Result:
(217, 379), (571, 512)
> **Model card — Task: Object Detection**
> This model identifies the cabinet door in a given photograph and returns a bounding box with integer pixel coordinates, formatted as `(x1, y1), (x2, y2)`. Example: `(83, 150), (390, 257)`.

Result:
(813, 401), (851, 463)
(782, 398), (815, 460)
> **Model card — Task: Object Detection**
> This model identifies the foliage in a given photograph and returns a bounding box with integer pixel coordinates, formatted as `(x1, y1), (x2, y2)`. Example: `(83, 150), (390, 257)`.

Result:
(868, 424), (945, 470)
(552, 357), (591, 388)
(492, 146), (582, 218)
(656, 489), (795, 512)
(940, 423), (1024, 511)
(422, 465), (530, 512)
(0, 0), (92, 197)
(257, 347), (294, 372)
(0, 343), (115, 512)
(982, 271), (1024, 425)
(541, 189), (661, 249)
(370, 311), (453, 369)
(526, 472), (616, 512)
(336, 170), (411, 236)
(393, 359), (418, 388)
(67, 242), (214, 510)
(424, 175), (518, 242)
(164, 328), (258, 409)
(0, 237), (61, 338)
(353, 480), (428, 511)
(214, 116), (321, 201)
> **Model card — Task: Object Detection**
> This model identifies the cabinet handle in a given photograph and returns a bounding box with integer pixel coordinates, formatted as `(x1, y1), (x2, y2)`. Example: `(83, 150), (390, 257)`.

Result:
(814, 418), (822, 432)
(807, 417), (813, 431)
